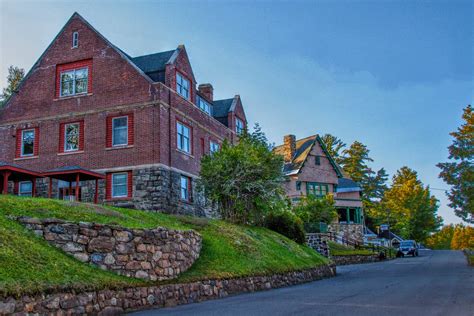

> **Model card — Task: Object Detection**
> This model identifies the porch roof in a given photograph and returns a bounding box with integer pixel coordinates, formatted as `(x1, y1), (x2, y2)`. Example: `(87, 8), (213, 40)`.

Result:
(0, 161), (43, 181)
(42, 166), (105, 182)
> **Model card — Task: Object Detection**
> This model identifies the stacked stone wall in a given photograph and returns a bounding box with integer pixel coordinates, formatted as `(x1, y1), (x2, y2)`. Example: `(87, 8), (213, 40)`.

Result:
(0, 265), (336, 315)
(305, 233), (330, 257)
(17, 217), (201, 281)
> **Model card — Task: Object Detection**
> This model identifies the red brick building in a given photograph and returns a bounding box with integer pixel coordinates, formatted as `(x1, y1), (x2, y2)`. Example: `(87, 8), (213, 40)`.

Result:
(0, 13), (247, 216)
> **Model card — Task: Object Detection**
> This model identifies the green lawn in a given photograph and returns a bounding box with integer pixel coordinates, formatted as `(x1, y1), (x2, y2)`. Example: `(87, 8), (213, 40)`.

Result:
(0, 195), (329, 297)
(328, 241), (374, 256)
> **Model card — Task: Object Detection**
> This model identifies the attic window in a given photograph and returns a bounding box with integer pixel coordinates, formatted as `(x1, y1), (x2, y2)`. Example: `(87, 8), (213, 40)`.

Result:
(176, 73), (190, 100)
(72, 32), (79, 48)
(315, 156), (321, 165)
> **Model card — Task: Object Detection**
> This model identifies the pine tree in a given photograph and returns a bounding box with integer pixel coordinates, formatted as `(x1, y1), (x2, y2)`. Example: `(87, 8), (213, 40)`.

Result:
(437, 105), (474, 223)
(340, 141), (373, 183)
(0, 65), (25, 108)
(382, 167), (441, 241)
(320, 134), (346, 164)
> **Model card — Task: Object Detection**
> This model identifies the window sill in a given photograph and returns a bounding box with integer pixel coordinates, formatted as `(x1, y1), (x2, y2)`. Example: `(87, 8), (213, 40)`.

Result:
(179, 199), (193, 205)
(53, 93), (93, 101)
(58, 150), (84, 156)
(14, 156), (39, 161)
(106, 145), (134, 151)
(176, 149), (194, 158)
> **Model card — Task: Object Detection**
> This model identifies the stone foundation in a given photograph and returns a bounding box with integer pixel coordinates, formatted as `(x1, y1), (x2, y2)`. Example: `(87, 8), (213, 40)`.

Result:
(305, 233), (330, 257)
(17, 217), (202, 281)
(0, 265), (336, 315)
(328, 223), (364, 243)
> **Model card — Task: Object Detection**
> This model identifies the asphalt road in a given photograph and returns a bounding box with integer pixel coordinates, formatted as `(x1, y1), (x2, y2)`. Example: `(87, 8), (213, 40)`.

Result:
(130, 250), (473, 316)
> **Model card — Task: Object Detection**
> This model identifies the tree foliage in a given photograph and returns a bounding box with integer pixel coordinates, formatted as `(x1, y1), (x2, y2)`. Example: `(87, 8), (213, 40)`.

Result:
(320, 134), (346, 165)
(450, 224), (474, 250)
(0, 65), (25, 108)
(293, 195), (338, 232)
(425, 225), (455, 250)
(199, 125), (284, 225)
(264, 210), (306, 244)
(380, 167), (441, 241)
(437, 105), (474, 223)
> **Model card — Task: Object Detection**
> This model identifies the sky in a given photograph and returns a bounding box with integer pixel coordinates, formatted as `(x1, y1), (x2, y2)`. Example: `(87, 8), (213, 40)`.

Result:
(1, 0), (473, 225)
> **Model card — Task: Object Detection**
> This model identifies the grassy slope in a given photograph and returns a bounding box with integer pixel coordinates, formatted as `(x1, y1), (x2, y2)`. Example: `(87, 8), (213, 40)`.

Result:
(328, 241), (373, 256)
(0, 195), (328, 297)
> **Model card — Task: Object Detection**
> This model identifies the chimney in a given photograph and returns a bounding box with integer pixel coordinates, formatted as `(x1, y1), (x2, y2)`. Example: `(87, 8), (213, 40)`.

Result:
(283, 134), (296, 162)
(198, 83), (213, 101)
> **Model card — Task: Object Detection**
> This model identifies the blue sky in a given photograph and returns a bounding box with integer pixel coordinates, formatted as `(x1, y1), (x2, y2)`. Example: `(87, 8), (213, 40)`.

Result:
(1, 0), (472, 225)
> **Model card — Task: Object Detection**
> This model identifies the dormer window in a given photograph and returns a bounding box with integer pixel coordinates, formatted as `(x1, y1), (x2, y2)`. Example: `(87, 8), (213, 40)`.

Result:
(176, 72), (190, 100)
(72, 32), (79, 48)
(197, 96), (212, 115)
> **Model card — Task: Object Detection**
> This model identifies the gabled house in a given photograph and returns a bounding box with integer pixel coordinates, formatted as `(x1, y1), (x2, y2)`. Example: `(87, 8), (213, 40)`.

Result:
(0, 12), (247, 216)
(274, 134), (364, 242)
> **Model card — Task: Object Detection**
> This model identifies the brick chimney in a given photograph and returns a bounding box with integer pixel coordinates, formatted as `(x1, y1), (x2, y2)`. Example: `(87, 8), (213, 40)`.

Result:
(198, 83), (213, 102)
(283, 134), (296, 162)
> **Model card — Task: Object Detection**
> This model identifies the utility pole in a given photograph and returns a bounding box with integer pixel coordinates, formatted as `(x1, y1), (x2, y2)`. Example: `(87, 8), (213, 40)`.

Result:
(387, 207), (392, 258)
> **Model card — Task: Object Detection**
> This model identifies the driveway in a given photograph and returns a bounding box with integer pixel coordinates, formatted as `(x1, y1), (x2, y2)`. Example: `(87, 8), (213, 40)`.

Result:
(129, 250), (474, 316)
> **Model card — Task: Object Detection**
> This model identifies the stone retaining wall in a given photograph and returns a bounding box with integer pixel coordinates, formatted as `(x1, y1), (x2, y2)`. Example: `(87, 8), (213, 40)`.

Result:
(305, 233), (330, 257)
(0, 264), (336, 315)
(331, 254), (378, 265)
(16, 217), (202, 281)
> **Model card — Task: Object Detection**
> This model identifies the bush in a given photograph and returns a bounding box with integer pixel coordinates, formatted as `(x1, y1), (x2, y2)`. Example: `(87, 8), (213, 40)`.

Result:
(293, 195), (338, 231)
(264, 211), (306, 244)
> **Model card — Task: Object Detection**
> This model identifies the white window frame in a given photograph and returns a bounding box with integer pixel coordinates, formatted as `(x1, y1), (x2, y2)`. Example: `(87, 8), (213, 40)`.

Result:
(112, 116), (129, 147)
(180, 175), (190, 201)
(72, 31), (79, 48)
(18, 181), (33, 197)
(236, 117), (244, 134)
(210, 141), (220, 154)
(177, 122), (191, 153)
(197, 96), (212, 115)
(64, 122), (80, 152)
(21, 129), (35, 157)
(59, 67), (88, 97)
(176, 73), (190, 100)
(111, 172), (128, 198)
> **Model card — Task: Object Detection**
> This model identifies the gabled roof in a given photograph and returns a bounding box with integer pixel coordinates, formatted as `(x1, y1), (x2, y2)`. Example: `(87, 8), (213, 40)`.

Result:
(131, 50), (176, 74)
(42, 165), (105, 181)
(273, 134), (343, 177)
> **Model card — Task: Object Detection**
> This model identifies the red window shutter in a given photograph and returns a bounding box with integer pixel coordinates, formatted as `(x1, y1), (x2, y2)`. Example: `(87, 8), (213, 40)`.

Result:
(15, 129), (22, 158)
(58, 123), (65, 153)
(128, 113), (134, 146)
(200, 138), (205, 156)
(79, 121), (85, 151)
(188, 177), (193, 202)
(106, 116), (113, 148)
(33, 127), (40, 156)
(105, 173), (112, 200)
(127, 171), (133, 198)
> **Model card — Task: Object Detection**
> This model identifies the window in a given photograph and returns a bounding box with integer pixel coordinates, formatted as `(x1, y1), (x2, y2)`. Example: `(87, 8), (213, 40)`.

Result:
(176, 73), (190, 100)
(64, 123), (80, 152)
(72, 32), (79, 48)
(210, 141), (220, 154)
(18, 181), (32, 197)
(112, 173), (128, 198)
(236, 117), (244, 134)
(21, 129), (35, 157)
(177, 122), (191, 153)
(60, 67), (88, 97)
(315, 156), (321, 165)
(197, 96), (212, 115)
(296, 181), (301, 191)
(112, 116), (128, 146)
(307, 183), (329, 198)
(180, 175), (192, 201)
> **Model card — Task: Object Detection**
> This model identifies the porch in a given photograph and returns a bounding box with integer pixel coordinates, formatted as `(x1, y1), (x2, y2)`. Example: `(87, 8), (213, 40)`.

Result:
(0, 162), (43, 196)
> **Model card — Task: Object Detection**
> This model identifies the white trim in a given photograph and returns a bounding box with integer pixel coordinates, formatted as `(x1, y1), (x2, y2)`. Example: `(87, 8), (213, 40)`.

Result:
(59, 67), (88, 97)
(112, 116), (129, 147)
(20, 129), (35, 157)
(111, 172), (128, 198)
(94, 163), (198, 179)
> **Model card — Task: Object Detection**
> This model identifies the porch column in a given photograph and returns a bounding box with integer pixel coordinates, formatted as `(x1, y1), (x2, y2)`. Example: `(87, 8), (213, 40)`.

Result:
(2, 171), (10, 194)
(32, 177), (37, 197)
(94, 179), (98, 204)
(75, 173), (80, 201)
(346, 207), (350, 224)
(48, 178), (53, 198)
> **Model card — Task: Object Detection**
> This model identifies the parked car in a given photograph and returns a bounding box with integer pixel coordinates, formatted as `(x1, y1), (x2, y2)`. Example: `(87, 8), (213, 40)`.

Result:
(397, 240), (419, 257)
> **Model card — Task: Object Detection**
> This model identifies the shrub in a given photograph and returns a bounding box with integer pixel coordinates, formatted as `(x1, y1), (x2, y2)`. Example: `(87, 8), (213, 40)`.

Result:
(293, 195), (338, 232)
(264, 211), (306, 244)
